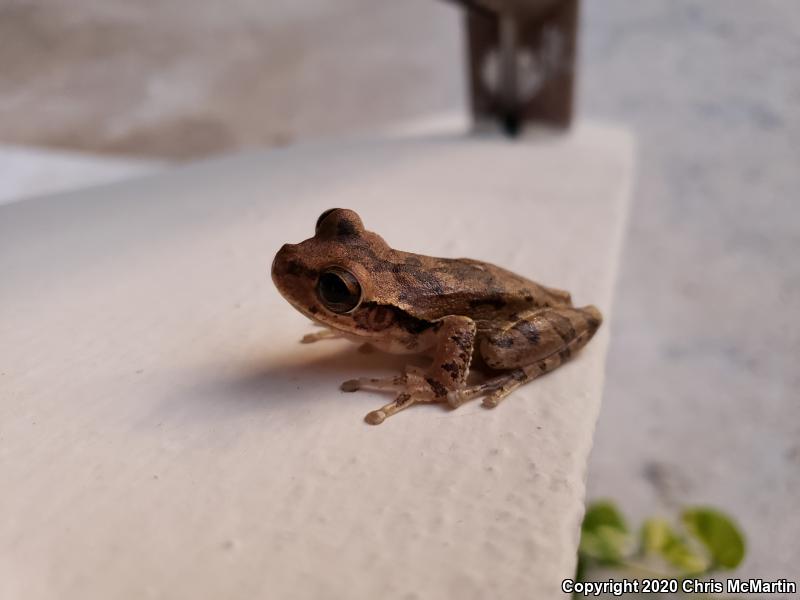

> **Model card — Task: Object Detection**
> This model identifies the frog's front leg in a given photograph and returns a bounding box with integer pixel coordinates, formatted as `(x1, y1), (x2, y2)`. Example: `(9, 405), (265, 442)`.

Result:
(301, 327), (343, 344)
(341, 315), (477, 424)
(302, 328), (374, 355)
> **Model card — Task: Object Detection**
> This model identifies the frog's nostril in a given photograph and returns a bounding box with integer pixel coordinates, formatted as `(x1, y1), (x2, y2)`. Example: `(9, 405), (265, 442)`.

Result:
(275, 243), (294, 260)
(272, 245), (288, 272)
(271, 243), (298, 277)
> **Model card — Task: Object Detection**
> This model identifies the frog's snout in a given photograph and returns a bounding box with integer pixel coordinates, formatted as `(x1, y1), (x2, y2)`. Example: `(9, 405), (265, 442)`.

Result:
(271, 243), (296, 282)
(275, 243), (296, 259)
(272, 242), (315, 290)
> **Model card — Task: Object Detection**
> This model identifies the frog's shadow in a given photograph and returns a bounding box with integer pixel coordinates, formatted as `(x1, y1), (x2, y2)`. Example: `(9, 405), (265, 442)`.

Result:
(235, 345), (422, 396)
(170, 343), (432, 422)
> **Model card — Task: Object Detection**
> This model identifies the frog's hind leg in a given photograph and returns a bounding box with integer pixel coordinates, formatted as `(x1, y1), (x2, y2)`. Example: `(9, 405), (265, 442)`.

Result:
(446, 368), (526, 408)
(480, 347), (568, 408)
(456, 304), (603, 408)
(482, 371), (528, 408)
(481, 305), (601, 369)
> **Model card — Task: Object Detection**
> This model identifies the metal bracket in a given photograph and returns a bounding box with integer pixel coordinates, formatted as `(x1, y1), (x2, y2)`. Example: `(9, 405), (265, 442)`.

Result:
(449, 0), (579, 135)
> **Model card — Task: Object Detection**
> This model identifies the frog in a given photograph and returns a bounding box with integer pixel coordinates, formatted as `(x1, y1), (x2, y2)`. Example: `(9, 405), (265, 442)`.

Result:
(271, 208), (602, 425)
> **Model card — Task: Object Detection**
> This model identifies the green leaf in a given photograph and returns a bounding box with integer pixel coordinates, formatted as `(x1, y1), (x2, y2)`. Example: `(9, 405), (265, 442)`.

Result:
(579, 501), (632, 566)
(582, 501), (628, 535)
(639, 517), (710, 574)
(579, 526), (630, 565)
(640, 518), (673, 554)
(660, 534), (710, 574)
(682, 507), (746, 570)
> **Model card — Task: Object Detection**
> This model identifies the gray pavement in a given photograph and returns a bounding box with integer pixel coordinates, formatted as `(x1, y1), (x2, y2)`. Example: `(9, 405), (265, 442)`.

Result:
(580, 0), (800, 582)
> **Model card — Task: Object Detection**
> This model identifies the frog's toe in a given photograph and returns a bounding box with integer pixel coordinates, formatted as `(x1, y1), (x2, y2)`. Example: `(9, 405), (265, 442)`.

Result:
(482, 395), (500, 408)
(340, 379), (361, 392)
(364, 409), (387, 425)
(446, 390), (467, 408)
(363, 392), (419, 424)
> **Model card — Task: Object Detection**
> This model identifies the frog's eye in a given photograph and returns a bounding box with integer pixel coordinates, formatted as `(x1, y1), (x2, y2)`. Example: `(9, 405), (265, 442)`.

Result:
(317, 267), (362, 313)
(315, 208), (365, 238)
(315, 208), (340, 234)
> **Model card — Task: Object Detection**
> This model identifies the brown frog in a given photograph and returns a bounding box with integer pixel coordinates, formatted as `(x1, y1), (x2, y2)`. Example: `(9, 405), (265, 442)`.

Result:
(271, 209), (602, 425)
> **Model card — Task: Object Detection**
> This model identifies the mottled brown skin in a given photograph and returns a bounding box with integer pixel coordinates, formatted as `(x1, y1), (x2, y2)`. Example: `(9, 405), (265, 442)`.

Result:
(272, 209), (602, 424)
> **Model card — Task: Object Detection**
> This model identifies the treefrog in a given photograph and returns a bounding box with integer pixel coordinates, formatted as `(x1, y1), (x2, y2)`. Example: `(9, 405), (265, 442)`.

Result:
(271, 209), (602, 425)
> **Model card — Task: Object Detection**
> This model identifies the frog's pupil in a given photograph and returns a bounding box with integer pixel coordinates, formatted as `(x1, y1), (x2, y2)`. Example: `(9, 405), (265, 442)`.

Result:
(317, 269), (360, 313)
(319, 272), (349, 302)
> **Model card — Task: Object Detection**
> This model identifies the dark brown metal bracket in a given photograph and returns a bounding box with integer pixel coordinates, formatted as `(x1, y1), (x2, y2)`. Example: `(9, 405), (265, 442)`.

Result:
(448, 0), (579, 136)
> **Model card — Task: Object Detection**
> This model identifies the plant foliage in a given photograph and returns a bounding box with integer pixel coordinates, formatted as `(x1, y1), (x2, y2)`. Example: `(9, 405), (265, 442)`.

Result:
(577, 501), (745, 594)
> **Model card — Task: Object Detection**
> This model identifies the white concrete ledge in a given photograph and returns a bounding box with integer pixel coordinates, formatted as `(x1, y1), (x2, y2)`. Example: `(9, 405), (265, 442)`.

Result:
(0, 144), (163, 206)
(0, 122), (633, 600)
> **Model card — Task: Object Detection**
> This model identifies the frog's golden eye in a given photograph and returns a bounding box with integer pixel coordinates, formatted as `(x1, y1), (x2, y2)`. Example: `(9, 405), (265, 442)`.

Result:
(317, 267), (362, 313)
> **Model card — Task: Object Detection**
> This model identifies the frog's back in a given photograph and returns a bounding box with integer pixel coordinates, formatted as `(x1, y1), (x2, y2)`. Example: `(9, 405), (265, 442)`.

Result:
(386, 252), (572, 322)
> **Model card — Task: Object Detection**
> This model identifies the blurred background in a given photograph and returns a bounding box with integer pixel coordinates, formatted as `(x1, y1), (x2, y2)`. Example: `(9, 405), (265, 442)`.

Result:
(2, 0), (797, 586)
